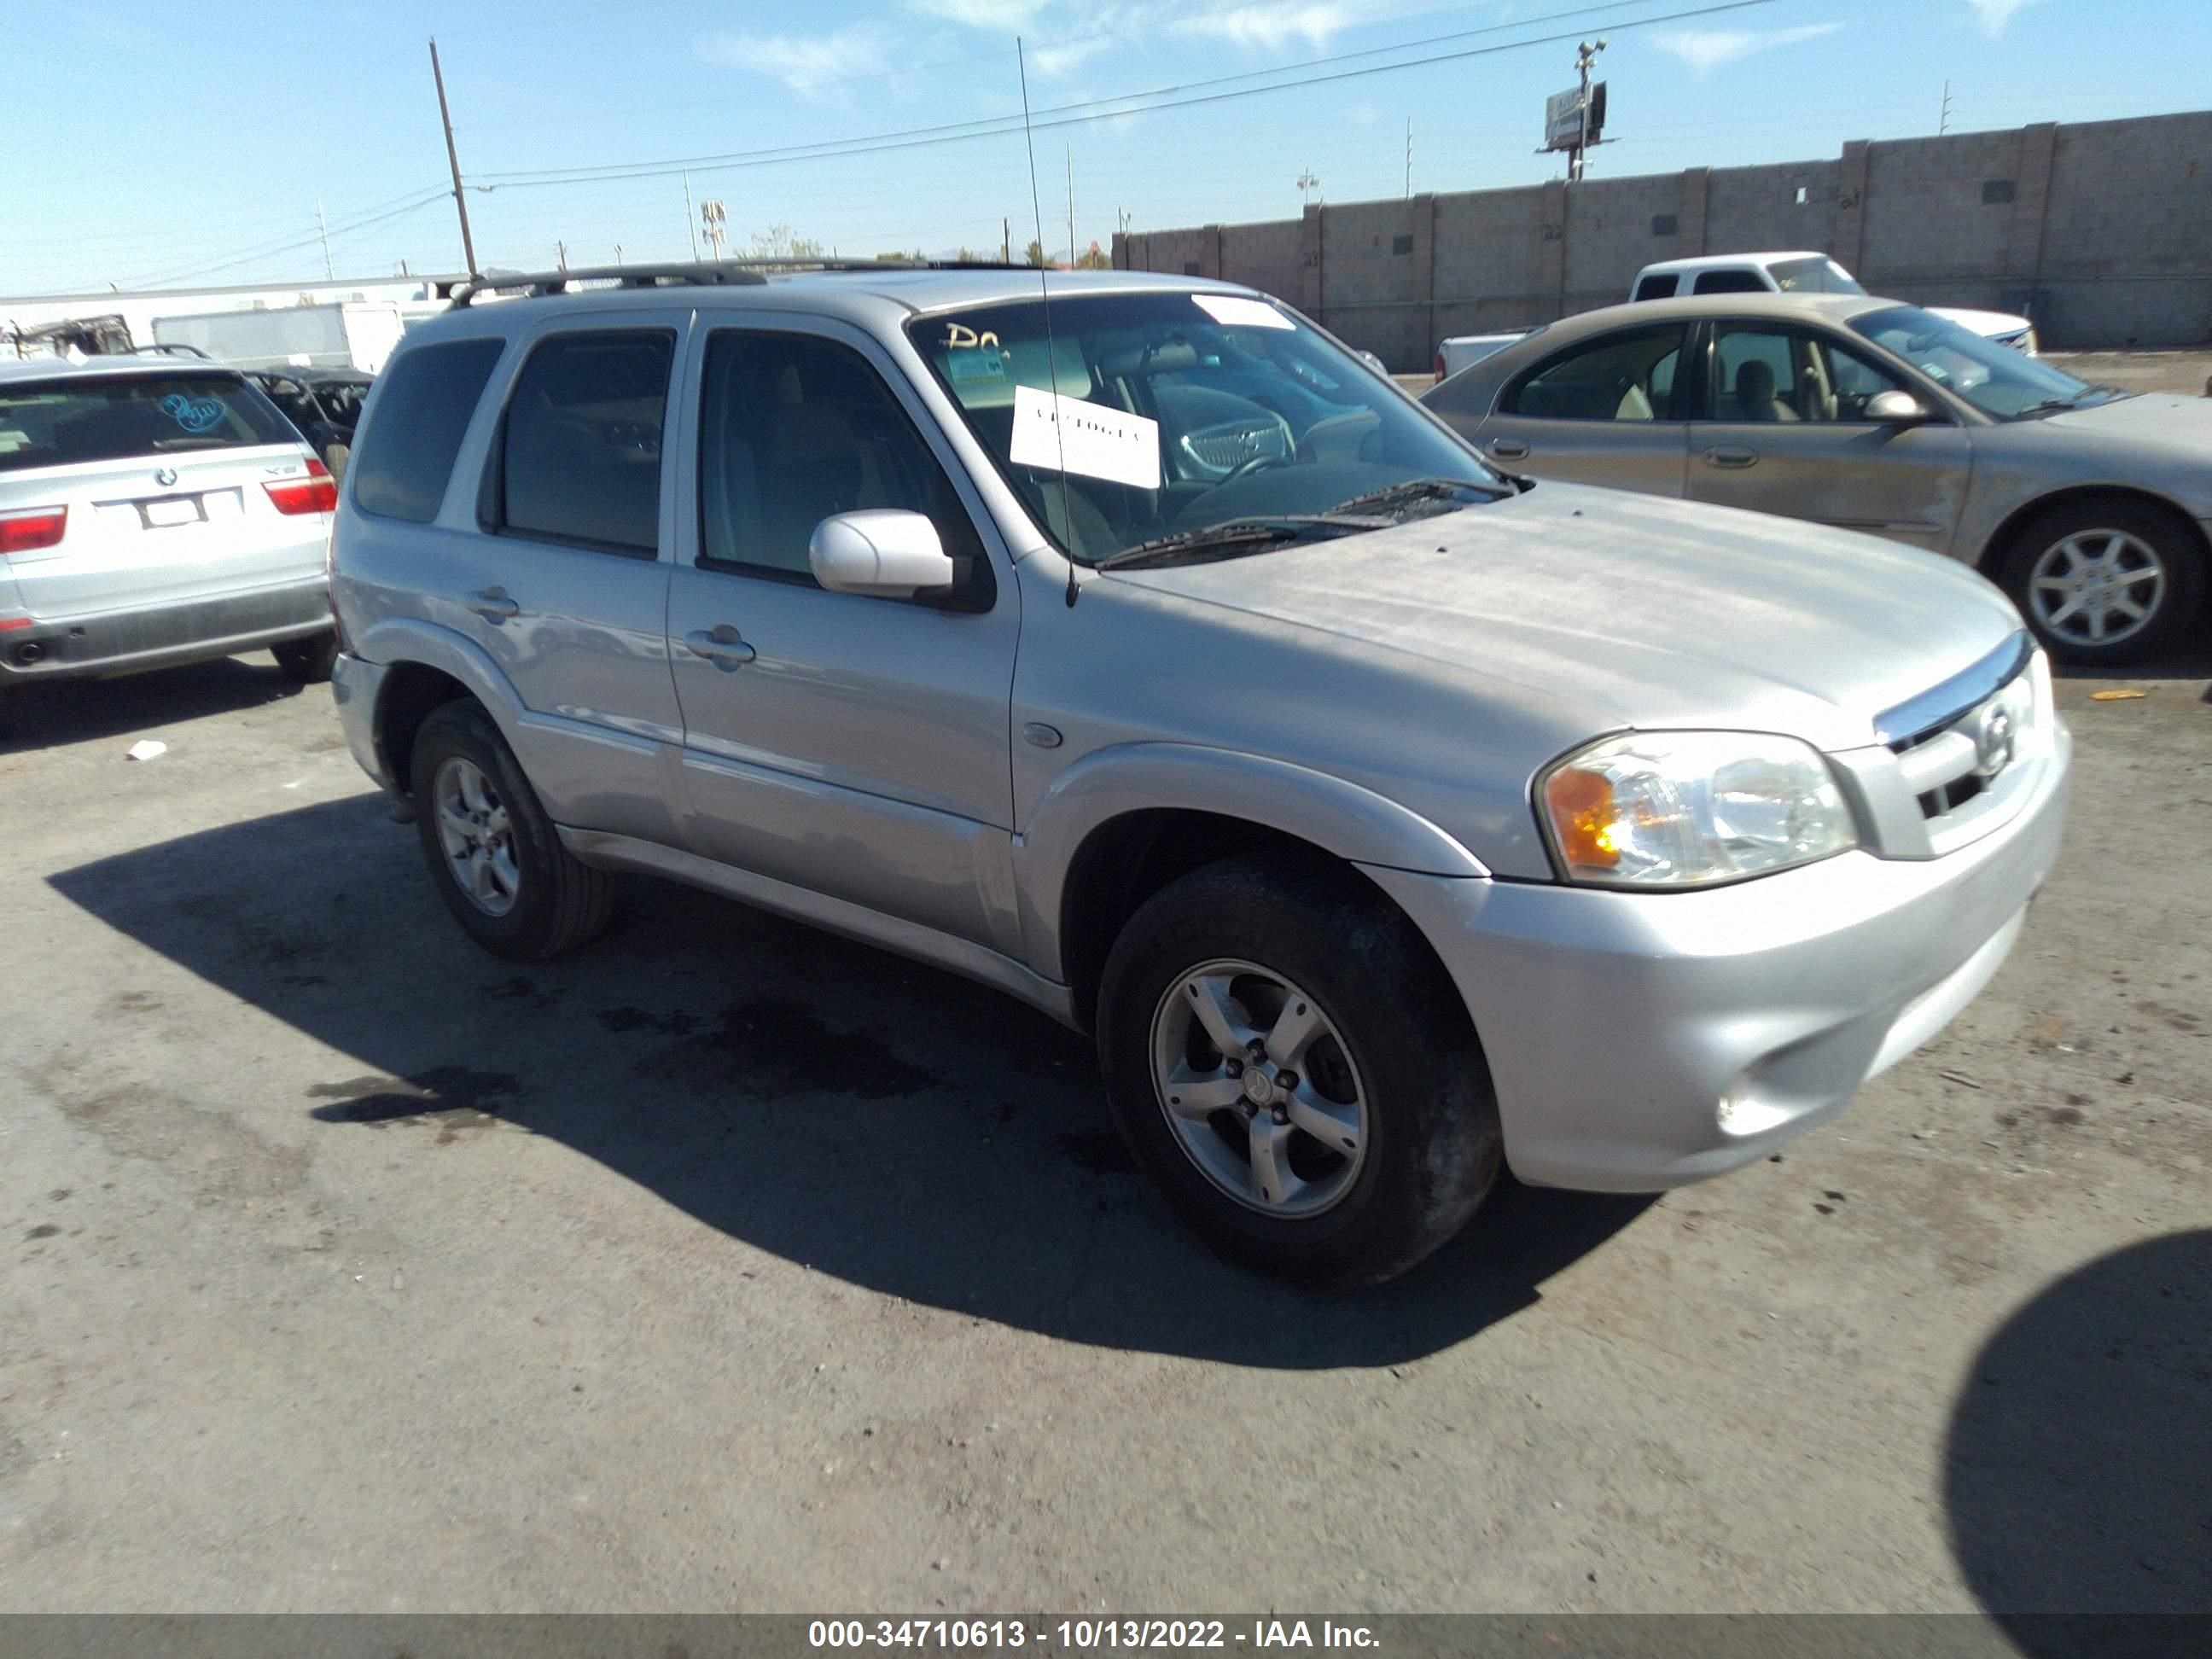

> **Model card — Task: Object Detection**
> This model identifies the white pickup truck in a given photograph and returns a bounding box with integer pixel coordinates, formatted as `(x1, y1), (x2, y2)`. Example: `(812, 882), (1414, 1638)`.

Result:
(1628, 252), (2038, 352)
(1434, 250), (2037, 384)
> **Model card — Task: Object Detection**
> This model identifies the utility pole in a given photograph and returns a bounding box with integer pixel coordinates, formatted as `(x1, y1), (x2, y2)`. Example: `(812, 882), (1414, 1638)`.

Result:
(684, 172), (699, 259)
(428, 38), (478, 277)
(556, 240), (568, 271)
(613, 243), (623, 267)
(1569, 38), (1606, 183)
(1066, 143), (1075, 270)
(1940, 79), (1953, 135)
(1406, 119), (1413, 198)
(700, 200), (727, 260)
(1002, 217), (1010, 263)
(316, 198), (334, 280)
(1297, 168), (1319, 207)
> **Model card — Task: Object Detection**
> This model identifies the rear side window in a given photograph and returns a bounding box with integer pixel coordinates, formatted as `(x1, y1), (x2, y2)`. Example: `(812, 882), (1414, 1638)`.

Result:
(1632, 275), (1679, 301)
(1505, 327), (1686, 422)
(492, 330), (674, 556)
(351, 338), (505, 522)
(1692, 270), (1773, 295)
(0, 373), (295, 474)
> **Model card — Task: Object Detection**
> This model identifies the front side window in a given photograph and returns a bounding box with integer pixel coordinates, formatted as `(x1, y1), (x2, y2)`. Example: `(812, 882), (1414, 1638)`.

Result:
(696, 330), (983, 585)
(1691, 270), (1772, 295)
(0, 372), (296, 474)
(1851, 305), (2110, 420)
(1506, 327), (1685, 422)
(352, 338), (505, 522)
(907, 291), (1499, 565)
(495, 330), (673, 555)
(1768, 257), (1866, 295)
(1707, 324), (1917, 422)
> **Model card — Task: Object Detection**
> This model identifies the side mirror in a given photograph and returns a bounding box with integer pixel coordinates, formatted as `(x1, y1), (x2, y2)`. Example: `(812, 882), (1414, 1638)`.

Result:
(1866, 389), (1937, 424)
(1357, 350), (1389, 376)
(808, 509), (957, 599)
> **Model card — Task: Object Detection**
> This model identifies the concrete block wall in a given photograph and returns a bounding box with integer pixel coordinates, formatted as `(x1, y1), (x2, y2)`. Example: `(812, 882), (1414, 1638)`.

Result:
(1113, 109), (2212, 364)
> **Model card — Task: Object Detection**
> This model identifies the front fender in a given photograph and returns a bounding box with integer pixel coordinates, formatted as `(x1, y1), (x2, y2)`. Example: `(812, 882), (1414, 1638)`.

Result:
(1012, 741), (1489, 982)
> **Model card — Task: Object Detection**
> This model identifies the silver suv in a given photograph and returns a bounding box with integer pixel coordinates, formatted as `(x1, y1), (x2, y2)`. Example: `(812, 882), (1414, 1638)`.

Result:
(330, 264), (2069, 1285)
(0, 358), (339, 710)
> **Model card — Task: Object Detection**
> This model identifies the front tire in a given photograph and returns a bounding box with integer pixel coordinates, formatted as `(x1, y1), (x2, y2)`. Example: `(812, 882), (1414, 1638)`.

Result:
(408, 701), (614, 961)
(1998, 499), (2206, 666)
(1097, 857), (1501, 1287)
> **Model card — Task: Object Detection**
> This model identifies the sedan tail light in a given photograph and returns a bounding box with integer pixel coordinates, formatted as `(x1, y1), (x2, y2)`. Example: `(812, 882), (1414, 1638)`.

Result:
(1434, 352), (1446, 380)
(264, 457), (338, 516)
(0, 505), (68, 555)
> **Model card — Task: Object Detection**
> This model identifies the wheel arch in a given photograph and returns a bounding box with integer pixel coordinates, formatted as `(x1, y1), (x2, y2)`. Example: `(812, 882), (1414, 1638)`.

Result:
(1019, 743), (1490, 1030)
(359, 620), (526, 800)
(1976, 484), (2209, 575)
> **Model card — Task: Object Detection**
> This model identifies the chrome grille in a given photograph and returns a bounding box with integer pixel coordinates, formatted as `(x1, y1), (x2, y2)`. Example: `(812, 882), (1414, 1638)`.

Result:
(1886, 664), (2037, 824)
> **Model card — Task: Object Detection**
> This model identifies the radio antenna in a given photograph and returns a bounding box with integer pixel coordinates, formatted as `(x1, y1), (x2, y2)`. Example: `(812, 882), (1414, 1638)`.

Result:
(1016, 38), (1081, 608)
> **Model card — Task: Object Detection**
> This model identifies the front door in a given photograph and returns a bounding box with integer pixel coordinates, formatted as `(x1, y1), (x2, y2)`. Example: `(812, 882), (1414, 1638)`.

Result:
(1465, 322), (1691, 498)
(1684, 320), (1971, 553)
(664, 319), (1022, 951)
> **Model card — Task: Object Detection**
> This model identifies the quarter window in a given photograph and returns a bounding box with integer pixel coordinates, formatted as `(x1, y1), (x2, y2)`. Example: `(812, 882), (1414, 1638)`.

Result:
(494, 330), (673, 555)
(1505, 328), (1686, 422)
(351, 339), (505, 521)
(696, 331), (981, 584)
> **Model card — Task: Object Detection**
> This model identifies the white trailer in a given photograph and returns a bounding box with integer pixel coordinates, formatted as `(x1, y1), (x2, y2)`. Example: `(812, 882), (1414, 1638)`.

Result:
(150, 300), (409, 374)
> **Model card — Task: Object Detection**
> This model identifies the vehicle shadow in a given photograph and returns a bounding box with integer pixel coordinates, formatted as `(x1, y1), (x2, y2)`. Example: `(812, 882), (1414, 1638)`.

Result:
(46, 795), (1651, 1369)
(1944, 1230), (2212, 1639)
(0, 654), (309, 753)
(2051, 637), (2212, 685)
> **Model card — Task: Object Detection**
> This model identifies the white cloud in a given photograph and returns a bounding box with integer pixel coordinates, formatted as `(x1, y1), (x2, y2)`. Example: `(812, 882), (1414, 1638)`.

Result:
(1032, 36), (1110, 76)
(1173, 3), (1364, 53)
(1651, 21), (1842, 77)
(1964, 0), (2041, 35)
(910, 0), (1054, 27)
(698, 26), (891, 97)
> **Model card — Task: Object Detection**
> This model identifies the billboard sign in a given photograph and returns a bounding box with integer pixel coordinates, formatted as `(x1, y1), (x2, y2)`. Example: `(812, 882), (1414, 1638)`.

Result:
(1543, 82), (1608, 151)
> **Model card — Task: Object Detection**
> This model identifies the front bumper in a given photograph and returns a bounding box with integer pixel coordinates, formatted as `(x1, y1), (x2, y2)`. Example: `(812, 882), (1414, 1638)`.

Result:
(331, 650), (396, 795)
(1363, 724), (2069, 1192)
(0, 579), (329, 682)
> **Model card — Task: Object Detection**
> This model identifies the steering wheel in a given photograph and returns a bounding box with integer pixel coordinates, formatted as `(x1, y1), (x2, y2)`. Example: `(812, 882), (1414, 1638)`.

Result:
(1222, 451), (1294, 483)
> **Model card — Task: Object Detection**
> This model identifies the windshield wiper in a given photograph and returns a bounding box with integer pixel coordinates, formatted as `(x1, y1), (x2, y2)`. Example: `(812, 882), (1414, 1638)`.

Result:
(1093, 517), (1356, 571)
(1320, 475), (1517, 519)
(2013, 393), (2095, 418)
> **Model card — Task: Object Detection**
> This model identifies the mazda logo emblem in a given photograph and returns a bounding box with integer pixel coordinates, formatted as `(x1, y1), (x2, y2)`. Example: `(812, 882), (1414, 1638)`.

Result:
(1970, 704), (2016, 777)
(153, 466), (178, 487)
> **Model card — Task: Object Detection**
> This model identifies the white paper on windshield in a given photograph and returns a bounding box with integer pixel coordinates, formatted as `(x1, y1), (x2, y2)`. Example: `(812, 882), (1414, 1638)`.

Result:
(1193, 294), (1293, 330)
(1010, 384), (1161, 490)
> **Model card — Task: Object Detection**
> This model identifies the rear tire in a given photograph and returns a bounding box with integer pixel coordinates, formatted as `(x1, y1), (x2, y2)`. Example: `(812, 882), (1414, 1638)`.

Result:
(408, 701), (614, 961)
(272, 632), (339, 684)
(1096, 856), (1502, 1287)
(1997, 498), (2205, 667)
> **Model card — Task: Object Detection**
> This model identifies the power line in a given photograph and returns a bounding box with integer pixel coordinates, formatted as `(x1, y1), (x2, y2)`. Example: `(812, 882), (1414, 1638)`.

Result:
(472, 0), (1743, 189)
(127, 189), (451, 288)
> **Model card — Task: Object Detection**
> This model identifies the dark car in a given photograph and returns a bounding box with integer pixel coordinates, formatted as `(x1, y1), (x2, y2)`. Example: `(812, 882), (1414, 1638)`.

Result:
(248, 367), (372, 480)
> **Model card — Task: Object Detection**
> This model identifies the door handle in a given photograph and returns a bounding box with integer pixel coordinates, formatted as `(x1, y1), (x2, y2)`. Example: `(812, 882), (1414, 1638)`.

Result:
(1702, 445), (1757, 469)
(1488, 438), (1530, 460)
(684, 626), (756, 670)
(463, 587), (520, 620)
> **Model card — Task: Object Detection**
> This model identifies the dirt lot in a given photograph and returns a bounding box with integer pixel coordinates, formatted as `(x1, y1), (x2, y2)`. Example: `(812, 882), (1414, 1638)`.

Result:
(2, 639), (2207, 1619)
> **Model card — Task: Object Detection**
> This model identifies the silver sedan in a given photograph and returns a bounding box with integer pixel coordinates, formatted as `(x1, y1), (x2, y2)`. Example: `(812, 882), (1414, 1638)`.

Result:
(1422, 293), (2212, 664)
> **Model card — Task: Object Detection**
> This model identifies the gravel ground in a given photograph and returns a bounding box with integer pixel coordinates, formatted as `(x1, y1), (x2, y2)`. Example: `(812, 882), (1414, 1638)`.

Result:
(1, 640), (2207, 1620)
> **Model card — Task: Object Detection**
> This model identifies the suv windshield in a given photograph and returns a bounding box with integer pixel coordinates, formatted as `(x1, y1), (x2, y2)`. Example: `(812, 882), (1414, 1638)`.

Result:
(1850, 305), (2107, 419)
(906, 291), (1499, 565)
(0, 371), (296, 474)
(1768, 257), (1865, 294)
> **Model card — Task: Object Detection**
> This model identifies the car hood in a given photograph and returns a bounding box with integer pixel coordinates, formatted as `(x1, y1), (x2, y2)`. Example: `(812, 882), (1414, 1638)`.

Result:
(2043, 392), (2212, 449)
(1103, 483), (2024, 754)
(1928, 305), (2033, 338)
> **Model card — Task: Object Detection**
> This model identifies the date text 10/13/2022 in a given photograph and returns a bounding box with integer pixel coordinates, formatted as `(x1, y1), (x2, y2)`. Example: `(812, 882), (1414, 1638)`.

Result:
(807, 1619), (1382, 1650)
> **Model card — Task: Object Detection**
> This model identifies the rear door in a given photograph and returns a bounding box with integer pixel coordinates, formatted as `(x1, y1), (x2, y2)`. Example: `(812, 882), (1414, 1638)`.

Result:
(0, 370), (326, 620)
(1450, 322), (1691, 495)
(1684, 319), (1971, 551)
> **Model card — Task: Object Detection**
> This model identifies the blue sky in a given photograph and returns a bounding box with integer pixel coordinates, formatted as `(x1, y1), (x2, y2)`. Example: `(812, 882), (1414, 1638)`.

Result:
(7, 0), (2205, 294)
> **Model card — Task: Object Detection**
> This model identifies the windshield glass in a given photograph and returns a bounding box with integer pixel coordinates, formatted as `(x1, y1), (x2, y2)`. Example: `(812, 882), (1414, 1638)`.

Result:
(1850, 305), (2101, 419)
(0, 372), (295, 473)
(1769, 257), (1865, 294)
(906, 290), (1498, 565)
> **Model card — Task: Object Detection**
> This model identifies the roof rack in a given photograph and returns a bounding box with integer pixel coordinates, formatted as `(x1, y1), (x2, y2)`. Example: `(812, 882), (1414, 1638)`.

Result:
(448, 263), (768, 307)
(131, 342), (212, 359)
(448, 256), (1045, 307)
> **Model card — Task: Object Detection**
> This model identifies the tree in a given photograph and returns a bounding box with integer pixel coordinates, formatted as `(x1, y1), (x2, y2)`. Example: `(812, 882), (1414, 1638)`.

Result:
(748, 223), (824, 260)
(1024, 240), (1048, 268)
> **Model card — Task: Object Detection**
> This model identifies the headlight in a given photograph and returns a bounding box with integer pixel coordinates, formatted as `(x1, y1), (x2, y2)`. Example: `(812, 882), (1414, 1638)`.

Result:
(1540, 731), (1858, 888)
